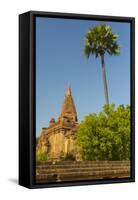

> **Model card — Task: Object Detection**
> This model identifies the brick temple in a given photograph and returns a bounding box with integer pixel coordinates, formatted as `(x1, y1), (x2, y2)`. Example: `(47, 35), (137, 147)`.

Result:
(36, 85), (81, 161)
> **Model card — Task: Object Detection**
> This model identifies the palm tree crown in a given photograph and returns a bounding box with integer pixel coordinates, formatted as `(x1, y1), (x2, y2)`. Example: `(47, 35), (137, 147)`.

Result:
(84, 24), (120, 58)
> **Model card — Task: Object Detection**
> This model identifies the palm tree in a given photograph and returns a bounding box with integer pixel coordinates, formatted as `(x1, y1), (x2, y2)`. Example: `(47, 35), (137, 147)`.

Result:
(84, 24), (120, 105)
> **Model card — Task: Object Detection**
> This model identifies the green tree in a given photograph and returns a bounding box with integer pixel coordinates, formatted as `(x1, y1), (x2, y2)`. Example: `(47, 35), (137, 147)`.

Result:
(76, 104), (130, 161)
(84, 24), (120, 104)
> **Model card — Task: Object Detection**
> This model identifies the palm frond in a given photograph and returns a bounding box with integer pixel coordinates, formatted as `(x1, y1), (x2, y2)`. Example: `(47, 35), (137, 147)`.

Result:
(84, 24), (120, 59)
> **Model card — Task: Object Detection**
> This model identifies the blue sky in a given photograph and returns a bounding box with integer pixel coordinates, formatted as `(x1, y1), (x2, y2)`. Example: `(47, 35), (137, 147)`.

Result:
(36, 17), (130, 136)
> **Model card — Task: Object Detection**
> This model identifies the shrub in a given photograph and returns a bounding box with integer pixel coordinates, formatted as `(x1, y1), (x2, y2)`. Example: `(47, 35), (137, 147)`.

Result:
(36, 150), (48, 161)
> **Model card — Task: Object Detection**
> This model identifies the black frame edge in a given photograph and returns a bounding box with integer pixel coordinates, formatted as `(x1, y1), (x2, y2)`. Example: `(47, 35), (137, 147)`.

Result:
(26, 10), (135, 21)
(131, 18), (135, 181)
(19, 12), (32, 188)
(19, 10), (135, 189)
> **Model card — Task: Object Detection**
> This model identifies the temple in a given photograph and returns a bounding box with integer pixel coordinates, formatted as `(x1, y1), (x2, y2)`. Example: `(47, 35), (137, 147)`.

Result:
(36, 84), (81, 161)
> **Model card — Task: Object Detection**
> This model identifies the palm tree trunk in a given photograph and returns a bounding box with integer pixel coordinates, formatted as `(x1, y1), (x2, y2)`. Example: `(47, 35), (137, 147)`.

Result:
(101, 54), (109, 105)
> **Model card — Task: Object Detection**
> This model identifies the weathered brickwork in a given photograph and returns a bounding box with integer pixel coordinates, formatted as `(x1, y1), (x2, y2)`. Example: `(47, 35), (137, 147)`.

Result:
(36, 161), (131, 183)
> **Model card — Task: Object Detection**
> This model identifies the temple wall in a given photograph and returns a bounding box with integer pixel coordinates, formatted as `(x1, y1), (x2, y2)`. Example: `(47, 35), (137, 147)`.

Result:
(46, 130), (77, 160)
(37, 128), (78, 161)
(48, 131), (66, 159)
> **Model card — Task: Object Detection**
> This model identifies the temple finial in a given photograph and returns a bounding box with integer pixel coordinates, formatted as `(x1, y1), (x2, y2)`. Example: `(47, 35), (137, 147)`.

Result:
(66, 83), (71, 96)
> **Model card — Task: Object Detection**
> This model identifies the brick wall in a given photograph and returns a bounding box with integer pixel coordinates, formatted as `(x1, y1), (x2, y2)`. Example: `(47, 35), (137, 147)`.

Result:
(36, 161), (130, 183)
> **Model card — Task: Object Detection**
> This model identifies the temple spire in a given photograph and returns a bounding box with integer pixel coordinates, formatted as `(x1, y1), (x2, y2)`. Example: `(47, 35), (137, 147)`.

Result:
(59, 84), (78, 122)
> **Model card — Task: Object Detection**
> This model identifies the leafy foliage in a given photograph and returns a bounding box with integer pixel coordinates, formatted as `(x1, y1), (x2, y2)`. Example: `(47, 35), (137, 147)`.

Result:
(76, 104), (130, 161)
(36, 150), (48, 161)
(84, 24), (120, 58)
